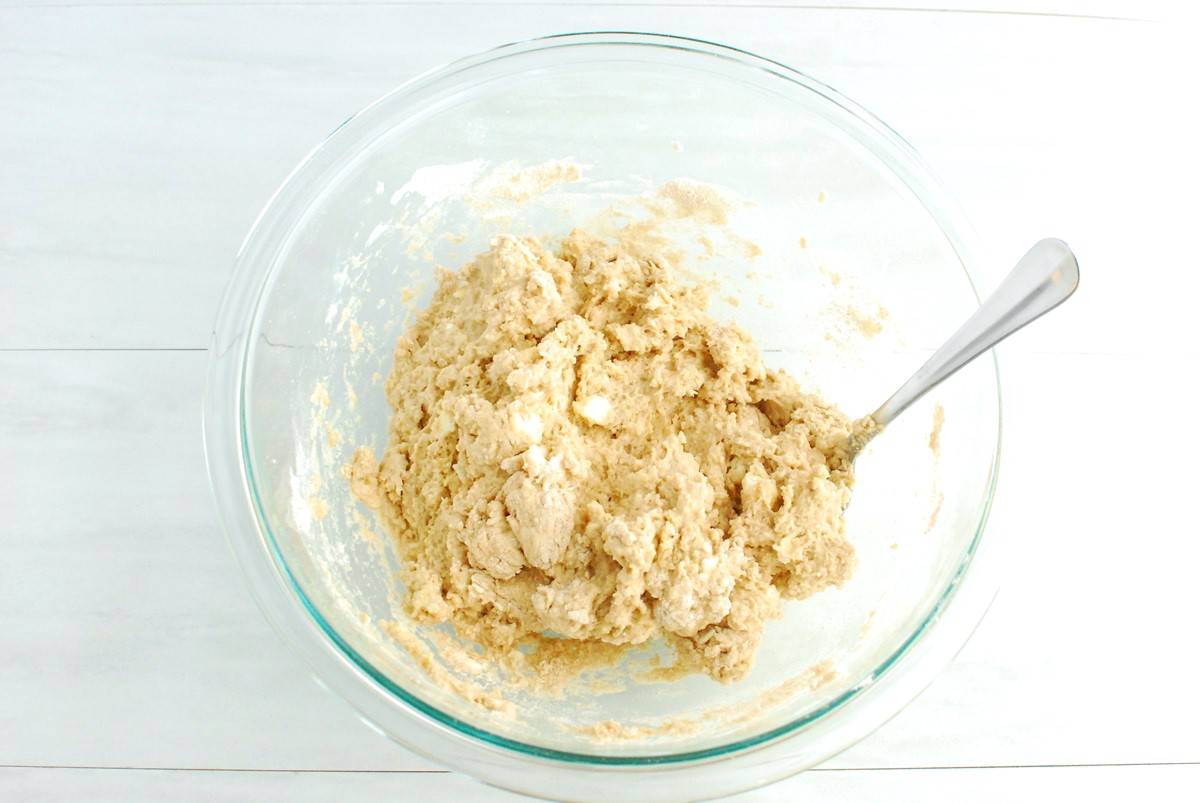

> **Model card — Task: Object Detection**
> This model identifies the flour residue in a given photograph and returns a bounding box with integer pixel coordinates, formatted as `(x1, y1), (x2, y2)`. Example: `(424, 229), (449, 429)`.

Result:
(580, 659), (839, 742)
(310, 382), (331, 410)
(380, 620), (515, 716)
(926, 402), (946, 533)
(468, 158), (583, 209)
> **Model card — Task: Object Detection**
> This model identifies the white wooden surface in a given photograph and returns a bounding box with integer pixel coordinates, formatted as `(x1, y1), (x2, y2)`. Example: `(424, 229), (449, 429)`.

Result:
(2, 3), (1198, 801)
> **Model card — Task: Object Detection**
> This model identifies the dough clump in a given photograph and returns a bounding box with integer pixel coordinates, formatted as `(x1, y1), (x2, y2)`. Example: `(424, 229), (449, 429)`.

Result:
(356, 231), (858, 682)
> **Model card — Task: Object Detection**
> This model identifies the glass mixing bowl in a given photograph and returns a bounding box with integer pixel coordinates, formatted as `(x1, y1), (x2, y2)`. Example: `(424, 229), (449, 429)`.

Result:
(203, 32), (1001, 801)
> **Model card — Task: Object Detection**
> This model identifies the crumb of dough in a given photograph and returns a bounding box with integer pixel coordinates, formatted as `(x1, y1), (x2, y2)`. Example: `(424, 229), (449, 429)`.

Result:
(358, 230), (858, 684)
(817, 190), (827, 204)
(345, 447), (382, 510)
(670, 140), (684, 152)
(309, 496), (329, 520)
(348, 320), (365, 353)
(798, 236), (808, 249)
(326, 424), (343, 448)
(471, 159), (583, 208)
(650, 179), (731, 225)
(310, 382), (331, 410)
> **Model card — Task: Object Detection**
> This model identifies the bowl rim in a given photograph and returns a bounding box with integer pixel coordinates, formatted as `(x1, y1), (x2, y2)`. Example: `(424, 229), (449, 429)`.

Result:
(203, 29), (1002, 780)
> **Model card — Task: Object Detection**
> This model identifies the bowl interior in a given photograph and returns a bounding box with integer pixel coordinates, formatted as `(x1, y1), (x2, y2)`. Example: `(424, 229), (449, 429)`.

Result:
(239, 38), (998, 761)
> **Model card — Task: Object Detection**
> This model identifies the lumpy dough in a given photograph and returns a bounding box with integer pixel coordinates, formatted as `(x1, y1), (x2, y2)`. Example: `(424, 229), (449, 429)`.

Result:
(357, 231), (859, 682)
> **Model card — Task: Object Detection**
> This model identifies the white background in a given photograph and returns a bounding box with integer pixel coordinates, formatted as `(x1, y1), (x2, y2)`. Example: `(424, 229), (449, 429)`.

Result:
(2, 2), (1198, 800)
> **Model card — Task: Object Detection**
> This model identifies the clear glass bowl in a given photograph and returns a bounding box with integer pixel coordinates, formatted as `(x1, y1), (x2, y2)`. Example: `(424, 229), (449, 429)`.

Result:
(203, 32), (1001, 801)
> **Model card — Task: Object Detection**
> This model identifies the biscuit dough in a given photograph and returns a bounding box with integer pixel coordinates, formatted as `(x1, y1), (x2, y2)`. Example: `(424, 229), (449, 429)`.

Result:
(353, 230), (859, 683)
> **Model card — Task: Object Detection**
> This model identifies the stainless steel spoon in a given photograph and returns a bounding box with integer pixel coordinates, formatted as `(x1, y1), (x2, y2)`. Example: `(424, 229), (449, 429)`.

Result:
(849, 238), (1080, 455)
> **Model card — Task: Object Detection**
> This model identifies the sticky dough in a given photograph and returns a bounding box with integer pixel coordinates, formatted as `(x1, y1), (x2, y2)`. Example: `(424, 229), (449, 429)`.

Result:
(352, 230), (858, 682)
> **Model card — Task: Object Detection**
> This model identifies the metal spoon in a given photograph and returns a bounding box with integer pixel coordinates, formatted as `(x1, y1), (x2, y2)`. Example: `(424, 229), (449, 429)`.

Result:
(848, 238), (1080, 456)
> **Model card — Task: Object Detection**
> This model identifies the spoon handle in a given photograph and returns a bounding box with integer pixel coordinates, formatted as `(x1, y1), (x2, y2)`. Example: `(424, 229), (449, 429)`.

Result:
(871, 238), (1080, 428)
